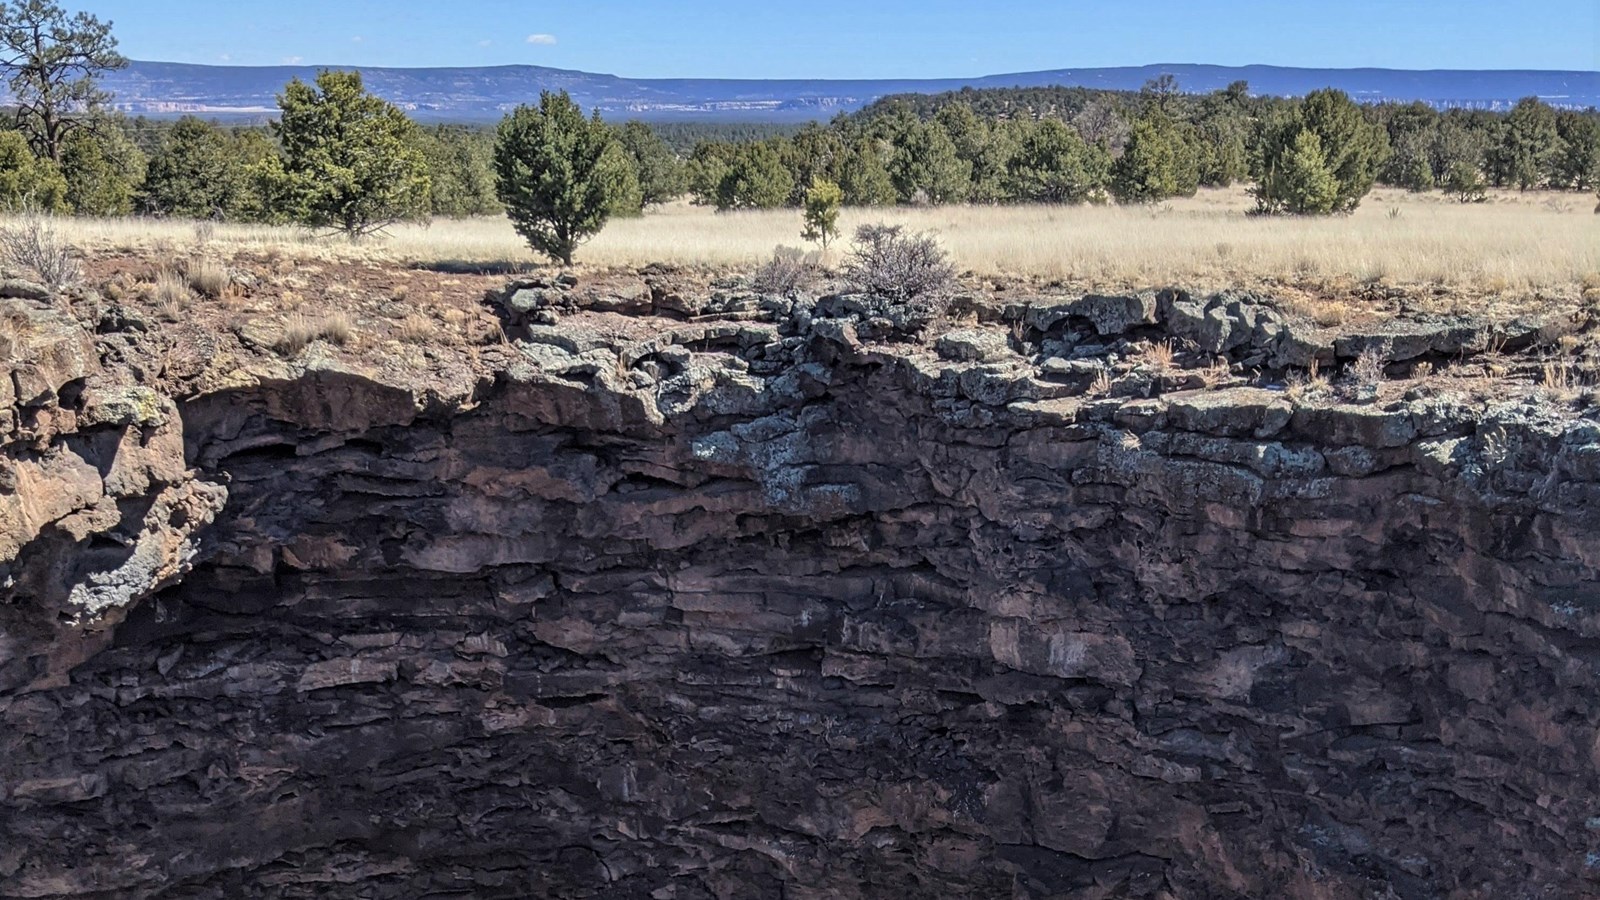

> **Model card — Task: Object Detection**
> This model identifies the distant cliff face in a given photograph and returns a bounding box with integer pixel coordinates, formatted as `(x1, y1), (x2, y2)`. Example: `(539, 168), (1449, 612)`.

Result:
(3, 274), (1600, 898)
(92, 61), (1600, 123)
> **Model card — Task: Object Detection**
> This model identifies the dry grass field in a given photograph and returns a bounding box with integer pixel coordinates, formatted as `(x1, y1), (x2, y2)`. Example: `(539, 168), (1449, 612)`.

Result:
(12, 185), (1598, 299)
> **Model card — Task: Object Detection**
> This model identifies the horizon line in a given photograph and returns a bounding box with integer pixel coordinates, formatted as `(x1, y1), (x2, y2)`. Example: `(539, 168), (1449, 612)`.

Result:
(124, 58), (1600, 81)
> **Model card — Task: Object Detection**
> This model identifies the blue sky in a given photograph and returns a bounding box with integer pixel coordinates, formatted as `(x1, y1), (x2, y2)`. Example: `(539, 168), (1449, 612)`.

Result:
(88, 1), (1599, 77)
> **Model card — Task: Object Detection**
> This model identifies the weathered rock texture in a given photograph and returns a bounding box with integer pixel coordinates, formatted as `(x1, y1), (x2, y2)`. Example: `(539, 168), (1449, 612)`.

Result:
(3, 275), (1600, 899)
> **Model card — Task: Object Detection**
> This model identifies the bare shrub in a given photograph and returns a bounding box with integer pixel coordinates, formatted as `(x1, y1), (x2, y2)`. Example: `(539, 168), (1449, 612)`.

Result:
(1350, 346), (1388, 385)
(1338, 345), (1389, 401)
(149, 267), (192, 318)
(321, 312), (353, 346)
(396, 314), (435, 344)
(0, 212), (81, 289)
(184, 257), (230, 299)
(751, 246), (816, 297)
(276, 313), (351, 355)
(844, 224), (956, 304)
(1140, 339), (1176, 374)
(277, 314), (318, 355)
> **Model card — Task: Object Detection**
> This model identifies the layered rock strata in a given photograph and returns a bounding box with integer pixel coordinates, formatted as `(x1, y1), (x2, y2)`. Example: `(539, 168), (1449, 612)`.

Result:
(2, 276), (1598, 899)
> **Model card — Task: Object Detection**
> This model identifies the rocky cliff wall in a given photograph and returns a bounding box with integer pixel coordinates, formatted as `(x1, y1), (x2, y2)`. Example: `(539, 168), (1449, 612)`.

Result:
(2, 275), (1599, 899)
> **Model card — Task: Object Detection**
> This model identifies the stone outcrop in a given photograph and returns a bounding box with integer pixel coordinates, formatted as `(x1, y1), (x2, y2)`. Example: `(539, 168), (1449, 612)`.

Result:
(2, 276), (1599, 898)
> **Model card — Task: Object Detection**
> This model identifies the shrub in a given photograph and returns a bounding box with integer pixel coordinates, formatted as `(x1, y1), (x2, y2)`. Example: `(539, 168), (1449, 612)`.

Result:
(184, 257), (230, 299)
(801, 178), (842, 249)
(1111, 113), (1200, 203)
(1444, 160), (1488, 203)
(844, 223), (956, 303)
(751, 245), (816, 296)
(0, 212), (80, 289)
(272, 70), (432, 237)
(1253, 89), (1388, 215)
(494, 90), (636, 264)
(1006, 119), (1110, 204)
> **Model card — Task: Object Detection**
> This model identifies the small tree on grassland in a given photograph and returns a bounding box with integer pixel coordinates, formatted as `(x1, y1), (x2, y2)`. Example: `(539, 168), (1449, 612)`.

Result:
(801, 178), (842, 249)
(1253, 89), (1387, 214)
(1443, 160), (1488, 203)
(272, 69), (431, 237)
(494, 90), (635, 265)
(1111, 113), (1200, 203)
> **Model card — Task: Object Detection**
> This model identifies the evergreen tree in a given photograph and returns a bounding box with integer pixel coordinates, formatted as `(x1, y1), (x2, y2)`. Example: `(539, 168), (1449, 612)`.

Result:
(272, 70), (431, 236)
(1275, 129), (1340, 214)
(1443, 159), (1488, 203)
(1553, 111), (1599, 191)
(935, 102), (1011, 202)
(1489, 97), (1559, 190)
(0, 0), (126, 162)
(493, 90), (635, 264)
(713, 140), (793, 210)
(1378, 102), (1440, 191)
(59, 123), (143, 215)
(1193, 100), (1250, 187)
(418, 126), (499, 218)
(232, 129), (293, 224)
(0, 128), (66, 211)
(1430, 113), (1491, 187)
(615, 121), (685, 207)
(1006, 119), (1110, 204)
(889, 120), (970, 204)
(781, 122), (845, 205)
(140, 116), (247, 218)
(603, 144), (644, 218)
(801, 177), (842, 248)
(1111, 113), (1200, 203)
(686, 141), (736, 206)
(1253, 89), (1387, 214)
(837, 137), (897, 206)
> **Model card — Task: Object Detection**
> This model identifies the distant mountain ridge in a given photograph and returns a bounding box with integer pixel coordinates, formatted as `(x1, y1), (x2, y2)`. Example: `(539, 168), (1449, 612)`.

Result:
(101, 60), (1600, 123)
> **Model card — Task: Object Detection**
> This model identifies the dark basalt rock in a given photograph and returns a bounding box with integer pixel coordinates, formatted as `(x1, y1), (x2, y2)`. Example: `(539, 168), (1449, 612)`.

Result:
(2, 283), (1599, 899)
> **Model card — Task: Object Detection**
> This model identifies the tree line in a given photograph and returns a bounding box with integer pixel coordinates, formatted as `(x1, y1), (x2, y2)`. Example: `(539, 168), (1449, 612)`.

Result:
(686, 77), (1599, 213)
(0, 1), (1596, 266)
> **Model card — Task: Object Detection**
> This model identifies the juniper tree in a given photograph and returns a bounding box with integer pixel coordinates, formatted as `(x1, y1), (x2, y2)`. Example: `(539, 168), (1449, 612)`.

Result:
(494, 90), (635, 264)
(272, 70), (431, 237)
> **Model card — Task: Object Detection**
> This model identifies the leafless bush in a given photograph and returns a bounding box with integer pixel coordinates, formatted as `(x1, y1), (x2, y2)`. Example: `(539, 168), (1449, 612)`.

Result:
(184, 256), (230, 299)
(0, 212), (81, 289)
(276, 313), (352, 355)
(1338, 345), (1389, 401)
(844, 224), (957, 304)
(150, 267), (192, 308)
(751, 245), (816, 297)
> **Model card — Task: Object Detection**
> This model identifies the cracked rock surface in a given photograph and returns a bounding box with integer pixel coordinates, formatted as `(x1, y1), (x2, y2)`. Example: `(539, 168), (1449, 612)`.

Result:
(2, 274), (1600, 898)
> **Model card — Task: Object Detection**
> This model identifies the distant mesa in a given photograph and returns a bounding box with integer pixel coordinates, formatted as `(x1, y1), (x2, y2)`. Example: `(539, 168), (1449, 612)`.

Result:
(99, 60), (1600, 123)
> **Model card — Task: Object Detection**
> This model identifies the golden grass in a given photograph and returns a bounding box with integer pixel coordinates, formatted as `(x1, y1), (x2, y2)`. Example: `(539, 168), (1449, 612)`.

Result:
(14, 186), (1598, 296)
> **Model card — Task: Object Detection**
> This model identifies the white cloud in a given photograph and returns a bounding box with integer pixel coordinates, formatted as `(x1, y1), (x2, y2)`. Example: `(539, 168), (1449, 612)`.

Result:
(282, 56), (304, 65)
(525, 33), (557, 46)
(218, 53), (231, 63)
(351, 35), (364, 43)
(478, 39), (493, 47)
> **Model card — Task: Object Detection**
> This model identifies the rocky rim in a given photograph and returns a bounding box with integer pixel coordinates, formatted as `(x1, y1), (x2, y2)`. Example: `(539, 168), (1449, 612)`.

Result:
(1, 263), (1599, 898)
